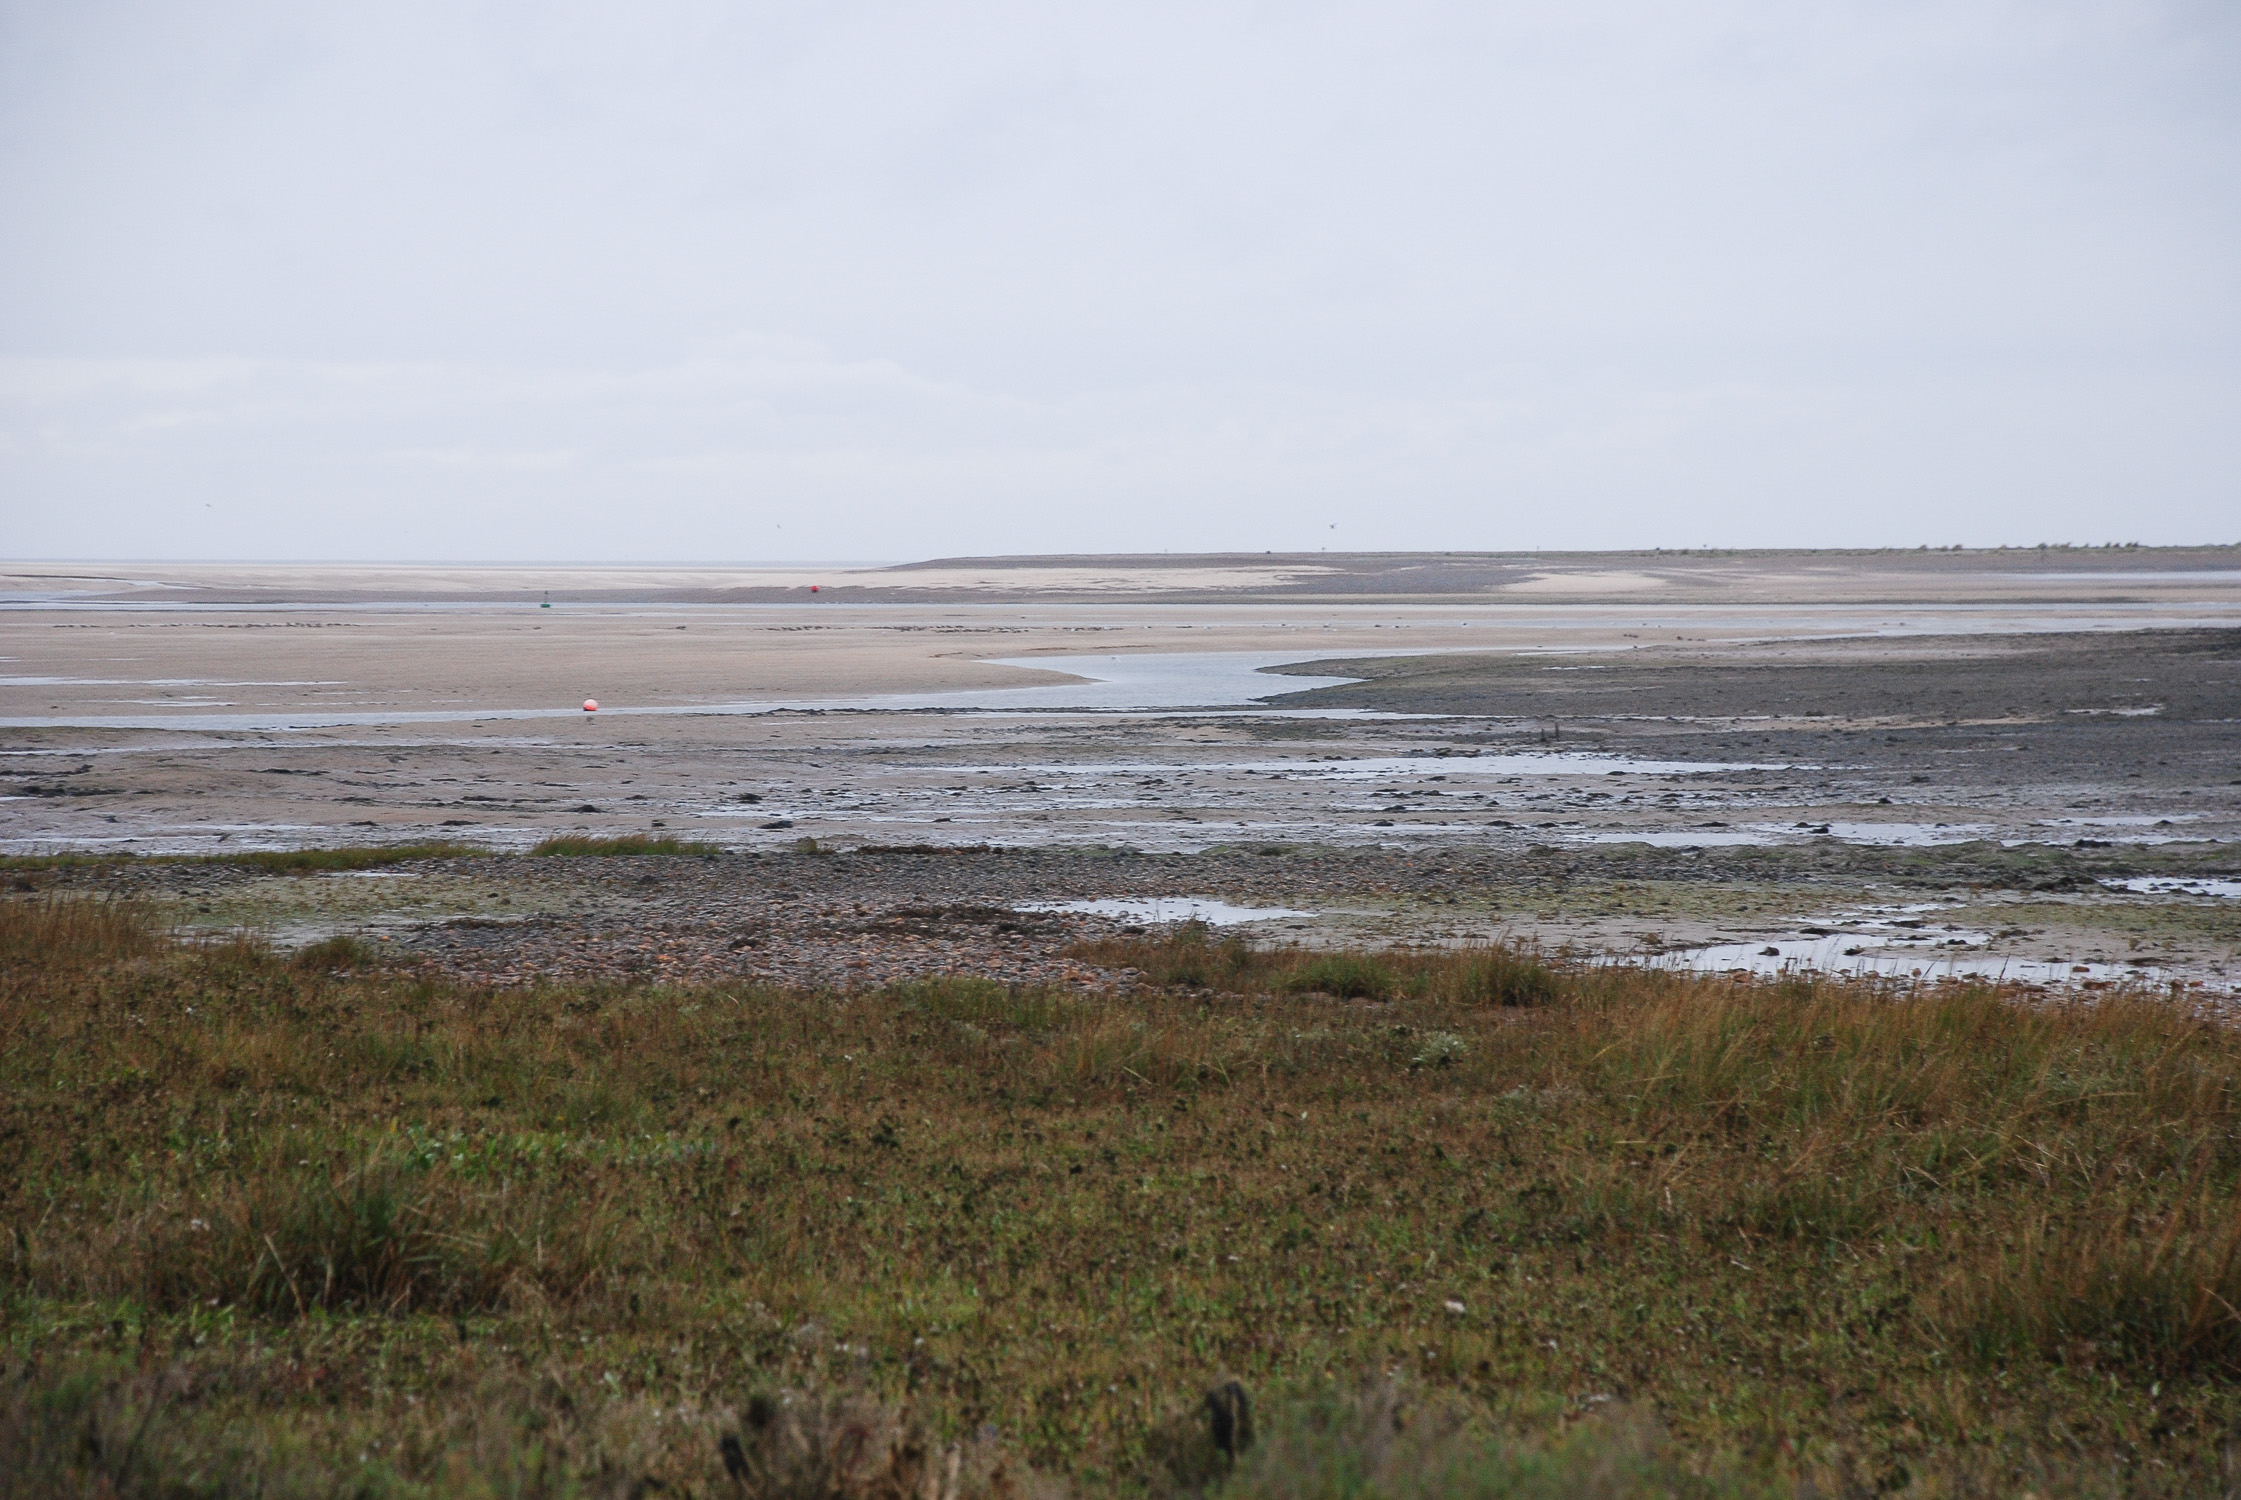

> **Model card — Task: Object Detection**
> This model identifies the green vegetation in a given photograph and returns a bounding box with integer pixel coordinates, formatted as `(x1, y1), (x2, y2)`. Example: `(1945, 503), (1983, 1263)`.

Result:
(1205, 1387), (1741, 1499)
(205, 844), (493, 874)
(1076, 924), (1561, 1008)
(4, 836), (729, 876)
(287, 933), (384, 973)
(4, 898), (2236, 1496)
(0, 851), (134, 874)
(0, 843), (488, 876)
(527, 834), (725, 858)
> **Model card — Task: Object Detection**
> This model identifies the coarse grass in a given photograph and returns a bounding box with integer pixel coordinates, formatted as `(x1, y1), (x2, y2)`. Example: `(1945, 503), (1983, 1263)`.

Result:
(1072, 923), (1561, 1007)
(0, 1354), (736, 1500)
(1194, 1384), (1749, 1500)
(1, 843), (489, 877)
(1928, 1190), (2241, 1374)
(205, 843), (492, 873)
(4, 897), (2240, 1496)
(0, 896), (165, 967)
(527, 835), (725, 858)
(0, 851), (132, 873)
(288, 934), (383, 973)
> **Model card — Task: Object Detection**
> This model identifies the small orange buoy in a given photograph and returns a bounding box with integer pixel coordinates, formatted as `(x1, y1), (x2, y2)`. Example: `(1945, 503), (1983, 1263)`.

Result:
(809, 585), (820, 593)
(582, 699), (599, 713)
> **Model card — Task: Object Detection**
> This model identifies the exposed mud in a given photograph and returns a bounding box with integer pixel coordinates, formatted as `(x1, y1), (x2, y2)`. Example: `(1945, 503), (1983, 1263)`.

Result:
(1265, 627), (2241, 850)
(18, 833), (2237, 1000)
(5, 570), (2235, 994)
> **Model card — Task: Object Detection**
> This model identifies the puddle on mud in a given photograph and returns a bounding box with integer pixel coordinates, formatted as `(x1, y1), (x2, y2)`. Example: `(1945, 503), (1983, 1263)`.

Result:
(1573, 822), (1992, 849)
(1807, 822), (1996, 846)
(1577, 819), (2225, 852)
(2104, 876), (2241, 898)
(2049, 815), (2201, 828)
(2017, 816), (2211, 848)
(937, 753), (1780, 780)
(1653, 936), (2169, 989)
(1015, 897), (1314, 926)
(1285, 754), (1786, 779)
(1574, 829), (1781, 847)
(1642, 903), (2227, 992)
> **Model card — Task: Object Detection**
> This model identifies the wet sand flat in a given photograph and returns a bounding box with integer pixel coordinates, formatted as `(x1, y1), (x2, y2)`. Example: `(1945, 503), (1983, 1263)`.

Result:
(4, 550), (2237, 996)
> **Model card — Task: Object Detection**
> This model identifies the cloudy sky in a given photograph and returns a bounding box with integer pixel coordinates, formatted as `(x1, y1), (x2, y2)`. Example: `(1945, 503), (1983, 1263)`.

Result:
(2, 1), (2235, 561)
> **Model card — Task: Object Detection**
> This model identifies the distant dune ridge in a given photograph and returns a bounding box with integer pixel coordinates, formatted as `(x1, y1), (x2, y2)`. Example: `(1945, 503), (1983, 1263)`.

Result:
(3, 543), (2237, 606)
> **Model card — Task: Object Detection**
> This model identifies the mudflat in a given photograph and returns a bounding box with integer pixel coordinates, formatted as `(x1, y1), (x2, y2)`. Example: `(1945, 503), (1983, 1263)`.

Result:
(4, 548), (2237, 995)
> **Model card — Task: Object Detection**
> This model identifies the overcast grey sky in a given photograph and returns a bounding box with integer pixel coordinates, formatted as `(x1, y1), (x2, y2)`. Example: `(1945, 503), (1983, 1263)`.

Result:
(2, 1), (2236, 561)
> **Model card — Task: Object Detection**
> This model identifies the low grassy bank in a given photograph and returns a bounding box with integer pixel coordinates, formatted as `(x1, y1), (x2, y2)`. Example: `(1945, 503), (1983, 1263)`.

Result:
(0, 844), (495, 879)
(3, 901), (2236, 1496)
(3, 837), (729, 879)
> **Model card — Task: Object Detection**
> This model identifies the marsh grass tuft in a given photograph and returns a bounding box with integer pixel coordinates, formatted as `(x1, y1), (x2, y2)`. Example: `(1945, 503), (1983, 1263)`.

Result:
(1278, 953), (1396, 1000)
(1427, 946), (1562, 1007)
(82, 1142), (619, 1319)
(0, 896), (164, 968)
(1071, 926), (1561, 1007)
(288, 933), (381, 972)
(895, 974), (1082, 1037)
(529, 835), (725, 858)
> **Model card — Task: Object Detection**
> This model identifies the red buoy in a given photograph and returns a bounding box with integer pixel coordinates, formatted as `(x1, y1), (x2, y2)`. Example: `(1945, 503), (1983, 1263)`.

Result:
(582, 699), (599, 712)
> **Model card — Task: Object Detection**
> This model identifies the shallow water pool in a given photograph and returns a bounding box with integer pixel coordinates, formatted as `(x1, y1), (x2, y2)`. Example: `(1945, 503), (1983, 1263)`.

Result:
(2103, 876), (2241, 899)
(1015, 897), (1314, 926)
